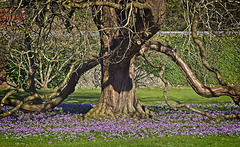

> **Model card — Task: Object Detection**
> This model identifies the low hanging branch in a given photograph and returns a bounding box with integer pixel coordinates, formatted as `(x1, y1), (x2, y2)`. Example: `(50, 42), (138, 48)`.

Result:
(159, 67), (223, 120)
(140, 51), (228, 120)
(138, 1), (239, 120)
(0, 89), (60, 118)
(62, 0), (150, 10)
(140, 45), (240, 120)
(141, 40), (240, 106)
(57, 59), (83, 92)
(0, 58), (99, 118)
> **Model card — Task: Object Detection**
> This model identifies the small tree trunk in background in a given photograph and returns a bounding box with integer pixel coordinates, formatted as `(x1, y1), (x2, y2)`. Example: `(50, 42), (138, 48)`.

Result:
(24, 35), (42, 104)
(24, 35), (36, 93)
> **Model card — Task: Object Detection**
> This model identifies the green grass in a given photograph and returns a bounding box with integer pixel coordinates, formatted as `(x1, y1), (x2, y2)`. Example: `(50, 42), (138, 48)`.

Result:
(59, 87), (232, 105)
(136, 87), (232, 105)
(1, 134), (239, 147)
(0, 87), (232, 105)
(63, 89), (100, 104)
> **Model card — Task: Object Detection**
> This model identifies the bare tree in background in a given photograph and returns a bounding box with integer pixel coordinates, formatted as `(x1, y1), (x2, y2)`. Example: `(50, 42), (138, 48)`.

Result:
(0, 0), (240, 119)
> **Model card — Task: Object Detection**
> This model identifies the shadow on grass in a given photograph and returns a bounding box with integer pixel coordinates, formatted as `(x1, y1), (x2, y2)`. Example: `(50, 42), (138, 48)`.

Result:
(63, 90), (100, 104)
(0, 87), (234, 108)
(0, 89), (31, 101)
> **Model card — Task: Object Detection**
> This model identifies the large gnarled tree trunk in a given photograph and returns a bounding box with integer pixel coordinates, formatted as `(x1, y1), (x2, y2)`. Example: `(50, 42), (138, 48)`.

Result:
(84, 0), (166, 119)
(85, 56), (153, 118)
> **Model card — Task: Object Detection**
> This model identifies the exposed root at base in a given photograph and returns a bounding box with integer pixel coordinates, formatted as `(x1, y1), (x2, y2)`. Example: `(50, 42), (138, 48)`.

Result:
(83, 104), (155, 120)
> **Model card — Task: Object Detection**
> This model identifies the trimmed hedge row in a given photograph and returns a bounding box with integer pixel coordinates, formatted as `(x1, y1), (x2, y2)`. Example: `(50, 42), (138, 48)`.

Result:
(138, 34), (240, 86)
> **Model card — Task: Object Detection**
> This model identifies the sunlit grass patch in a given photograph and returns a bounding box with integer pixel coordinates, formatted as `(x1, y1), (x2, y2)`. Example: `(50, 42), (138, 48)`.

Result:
(0, 87), (233, 105)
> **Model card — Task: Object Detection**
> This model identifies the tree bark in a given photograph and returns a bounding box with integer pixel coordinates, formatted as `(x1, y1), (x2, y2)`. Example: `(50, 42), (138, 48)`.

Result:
(24, 34), (43, 104)
(24, 35), (37, 93)
(84, 57), (153, 119)
(84, 0), (166, 119)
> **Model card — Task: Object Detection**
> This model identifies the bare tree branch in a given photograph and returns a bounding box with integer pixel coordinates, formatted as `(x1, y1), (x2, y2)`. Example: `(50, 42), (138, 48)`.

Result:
(62, 0), (150, 10)
(141, 44), (240, 120)
(0, 58), (99, 118)
(142, 40), (240, 106)
(192, 2), (228, 86)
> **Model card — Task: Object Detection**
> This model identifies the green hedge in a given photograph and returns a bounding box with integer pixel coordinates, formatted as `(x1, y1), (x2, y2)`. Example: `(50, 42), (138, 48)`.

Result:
(140, 34), (240, 86)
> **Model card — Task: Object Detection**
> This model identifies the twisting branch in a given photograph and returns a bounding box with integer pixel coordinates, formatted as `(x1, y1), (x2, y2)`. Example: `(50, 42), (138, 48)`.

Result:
(0, 89), (25, 110)
(0, 58), (99, 118)
(57, 59), (82, 92)
(159, 66), (222, 119)
(141, 40), (240, 106)
(0, 89), (24, 118)
(62, 0), (150, 10)
(0, 88), (60, 118)
(140, 42), (240, 120)
(192, 3), (228, 86)
(140, 50), (225, 119)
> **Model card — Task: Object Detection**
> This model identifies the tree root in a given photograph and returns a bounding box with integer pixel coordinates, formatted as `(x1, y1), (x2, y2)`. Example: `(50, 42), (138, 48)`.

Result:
(83, 101), (154, 120)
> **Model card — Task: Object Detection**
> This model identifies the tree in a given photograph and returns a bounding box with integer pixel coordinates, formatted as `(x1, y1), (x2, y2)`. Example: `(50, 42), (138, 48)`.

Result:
(0, 0), (240, 119)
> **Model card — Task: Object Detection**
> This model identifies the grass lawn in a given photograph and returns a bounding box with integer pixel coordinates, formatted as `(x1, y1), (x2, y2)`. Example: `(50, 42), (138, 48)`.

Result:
(0, 86), (232, 105)
(1, 135), (239, 147)
(62, 86), (232, 105)
(0, 87), (238, 147)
